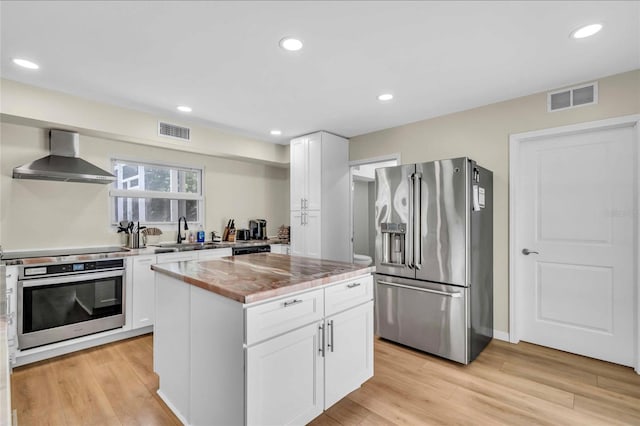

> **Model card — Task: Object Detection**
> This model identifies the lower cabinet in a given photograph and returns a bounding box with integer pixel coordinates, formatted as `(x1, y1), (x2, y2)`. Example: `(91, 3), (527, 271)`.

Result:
(154, 273), (374, 425)
(324, 301), (374, 408)
(246, 301), (374, 425)
(246, 322), (324, 426)
(133, 249), (229, 330)
(131, 255), (156, 329)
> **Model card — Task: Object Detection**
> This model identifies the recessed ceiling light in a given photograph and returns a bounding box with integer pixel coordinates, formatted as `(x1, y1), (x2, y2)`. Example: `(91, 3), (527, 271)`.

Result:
(270, 129), (282, 136)
(13, 58), (39, 69)
(279, 37), (303, 51)
(571, 23), (603, 39)
(377, 93), (394, 102)
(176, 105), (192, 113)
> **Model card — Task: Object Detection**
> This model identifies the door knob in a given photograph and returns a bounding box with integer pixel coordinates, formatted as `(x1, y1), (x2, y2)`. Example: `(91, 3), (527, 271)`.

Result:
(522, 248), (539, 255)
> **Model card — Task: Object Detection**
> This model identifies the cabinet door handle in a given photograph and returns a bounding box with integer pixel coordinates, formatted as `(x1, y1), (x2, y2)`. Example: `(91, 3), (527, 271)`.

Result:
(301, 198), (304, 210)
(318, 324), (325, 357)
(284, 299), (303, 307)
(304, 199), (308, 209)
(347, 282), (361, 289)
(328, 320), (334, 352)
(300, 214), (304, 226)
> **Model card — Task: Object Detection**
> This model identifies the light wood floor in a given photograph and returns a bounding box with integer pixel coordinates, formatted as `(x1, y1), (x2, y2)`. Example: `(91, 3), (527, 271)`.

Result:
(11, 334), (640, 425)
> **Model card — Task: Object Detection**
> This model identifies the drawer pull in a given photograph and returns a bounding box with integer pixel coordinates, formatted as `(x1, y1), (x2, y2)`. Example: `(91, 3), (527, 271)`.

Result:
(347, 282), (361, 289)
(284, 299), (303, 307)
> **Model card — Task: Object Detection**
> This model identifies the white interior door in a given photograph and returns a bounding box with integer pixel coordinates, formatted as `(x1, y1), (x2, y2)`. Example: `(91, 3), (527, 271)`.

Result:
(517, 125), (636, 366)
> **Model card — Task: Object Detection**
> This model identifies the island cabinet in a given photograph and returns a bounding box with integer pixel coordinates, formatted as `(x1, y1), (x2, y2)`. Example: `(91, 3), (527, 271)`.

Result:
(154, 269), (373, 426)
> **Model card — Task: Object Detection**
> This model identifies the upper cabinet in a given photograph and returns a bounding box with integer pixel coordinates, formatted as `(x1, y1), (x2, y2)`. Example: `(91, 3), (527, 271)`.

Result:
(289, 131), (350, 262)
(290, 133), (322, 211)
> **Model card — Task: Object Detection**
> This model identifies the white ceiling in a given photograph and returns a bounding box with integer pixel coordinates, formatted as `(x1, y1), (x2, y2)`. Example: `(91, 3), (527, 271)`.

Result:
(1, 1), (638, 144)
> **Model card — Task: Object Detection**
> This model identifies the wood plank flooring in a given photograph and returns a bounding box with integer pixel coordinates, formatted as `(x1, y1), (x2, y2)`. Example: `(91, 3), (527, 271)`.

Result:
(11, 334), (640, 425)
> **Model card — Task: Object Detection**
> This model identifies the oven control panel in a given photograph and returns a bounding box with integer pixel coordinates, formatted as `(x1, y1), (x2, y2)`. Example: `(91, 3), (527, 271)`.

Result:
(21, 259), (124, 278)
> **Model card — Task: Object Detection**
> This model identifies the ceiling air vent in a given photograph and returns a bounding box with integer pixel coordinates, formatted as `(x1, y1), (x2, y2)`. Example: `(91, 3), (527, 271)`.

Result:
(548, 82), (598, 112)
(158, 121), (191, 141)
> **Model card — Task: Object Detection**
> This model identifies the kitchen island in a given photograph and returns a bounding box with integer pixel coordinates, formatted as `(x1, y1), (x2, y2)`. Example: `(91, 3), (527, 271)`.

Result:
(151, 253), (375, 426)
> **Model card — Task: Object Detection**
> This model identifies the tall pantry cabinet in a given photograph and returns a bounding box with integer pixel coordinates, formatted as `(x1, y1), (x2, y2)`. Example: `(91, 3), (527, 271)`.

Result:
(290, 131), (350, 262)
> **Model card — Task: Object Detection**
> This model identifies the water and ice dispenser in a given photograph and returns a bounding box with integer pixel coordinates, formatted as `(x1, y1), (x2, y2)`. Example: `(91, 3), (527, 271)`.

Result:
(380, 223), (406, 265)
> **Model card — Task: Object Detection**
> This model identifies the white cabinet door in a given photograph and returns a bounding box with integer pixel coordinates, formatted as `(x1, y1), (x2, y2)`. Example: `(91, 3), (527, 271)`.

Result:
(246, 322), (324, 426)
(131, 255), (156, 329)
(269, 244), (283, 254)
(324, 301), (374, 408)
(290, 211), (306, 257)
(156, 251), (198, 263)
(197, 248), (232, 260)
(306, 133), (322, 211)
(305, 210), (322, 259)
(290, 137), (307, 211)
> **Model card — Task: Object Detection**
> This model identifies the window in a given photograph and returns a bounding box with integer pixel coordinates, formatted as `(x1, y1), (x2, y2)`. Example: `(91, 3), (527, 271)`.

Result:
(110, 159), (203, 226)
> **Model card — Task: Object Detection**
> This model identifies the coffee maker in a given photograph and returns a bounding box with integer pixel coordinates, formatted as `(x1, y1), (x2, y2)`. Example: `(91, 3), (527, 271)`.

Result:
(249, 219), (267, 240)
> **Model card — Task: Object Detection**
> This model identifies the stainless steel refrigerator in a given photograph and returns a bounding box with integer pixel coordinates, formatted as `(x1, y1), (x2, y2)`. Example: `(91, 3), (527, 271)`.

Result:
(375, 157), (492, 364)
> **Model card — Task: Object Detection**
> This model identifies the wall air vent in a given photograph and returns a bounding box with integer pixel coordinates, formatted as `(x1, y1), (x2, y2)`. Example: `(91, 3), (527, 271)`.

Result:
(548, 82), (598, 112)
(158, 121), (191, 141)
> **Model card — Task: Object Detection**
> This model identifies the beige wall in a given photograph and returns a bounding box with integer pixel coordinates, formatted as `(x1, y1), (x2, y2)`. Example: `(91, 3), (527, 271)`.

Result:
(1, 79), (289, 166)
(349, 69), (640, 334)
(0, 122), (289, 250)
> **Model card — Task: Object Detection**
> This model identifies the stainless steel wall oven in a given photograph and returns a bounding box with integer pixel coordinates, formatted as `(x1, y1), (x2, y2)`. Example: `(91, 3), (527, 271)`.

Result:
(17, 258), (125, 350)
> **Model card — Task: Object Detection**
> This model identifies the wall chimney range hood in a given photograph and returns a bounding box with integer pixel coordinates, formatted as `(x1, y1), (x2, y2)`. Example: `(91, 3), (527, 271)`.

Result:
(13, 129), (116, 184)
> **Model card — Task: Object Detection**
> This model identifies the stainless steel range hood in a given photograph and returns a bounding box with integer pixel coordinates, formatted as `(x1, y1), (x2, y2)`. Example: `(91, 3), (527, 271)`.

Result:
(12, 129), (116, 184)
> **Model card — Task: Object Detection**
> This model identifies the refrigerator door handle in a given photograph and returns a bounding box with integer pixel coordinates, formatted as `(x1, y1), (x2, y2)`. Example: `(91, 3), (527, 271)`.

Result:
(378, 280), (462, 298)
(413, 172), (422, 270)
(406, 174), (414, 269)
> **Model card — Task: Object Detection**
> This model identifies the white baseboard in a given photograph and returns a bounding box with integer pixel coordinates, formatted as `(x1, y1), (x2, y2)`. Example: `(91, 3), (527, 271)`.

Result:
(493, 329), (510, 342)
(157, 390), (190, 426)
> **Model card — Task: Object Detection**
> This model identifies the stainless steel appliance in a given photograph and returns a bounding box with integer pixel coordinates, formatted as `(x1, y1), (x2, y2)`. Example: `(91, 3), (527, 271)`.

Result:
(232, 245), (270, 255)
(375, 157), (493, 364)
(12, 129), (116, 184)
(17, 258), (125, 350)
(236, 229), (251, 241)
(249, 219), (267, 240)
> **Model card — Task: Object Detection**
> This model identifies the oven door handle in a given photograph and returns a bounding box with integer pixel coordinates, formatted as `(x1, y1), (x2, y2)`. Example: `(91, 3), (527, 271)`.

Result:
(20, 270), (124, 288)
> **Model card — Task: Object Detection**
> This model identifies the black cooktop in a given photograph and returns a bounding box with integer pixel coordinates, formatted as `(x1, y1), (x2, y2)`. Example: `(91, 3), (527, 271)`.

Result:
(0, 246), (129, 261)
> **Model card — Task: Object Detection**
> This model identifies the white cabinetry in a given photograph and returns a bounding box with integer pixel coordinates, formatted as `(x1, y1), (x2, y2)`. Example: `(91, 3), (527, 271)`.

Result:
(154, 273), (374, 425)
(133, 250), (213, 331)
(246, 322), (324, 425)
(5, 266), (18, 365)
(131, 255), (156, 329)
(290, 210), (321, 258)
(197, 248), (232, 261)
(290, 131), (350, 262)
(269, 244), (290, 255)
(156, 251), (198, 263)
(324, 301), (374, 407)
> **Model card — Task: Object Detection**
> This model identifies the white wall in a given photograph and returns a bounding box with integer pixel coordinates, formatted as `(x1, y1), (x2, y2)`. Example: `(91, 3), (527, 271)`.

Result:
(349, 69), (640, 334)
(0, 123), (289, 250)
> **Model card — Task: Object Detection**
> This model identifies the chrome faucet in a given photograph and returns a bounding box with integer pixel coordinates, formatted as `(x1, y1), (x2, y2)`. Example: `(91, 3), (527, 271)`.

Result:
(177, 216), (189, 243)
